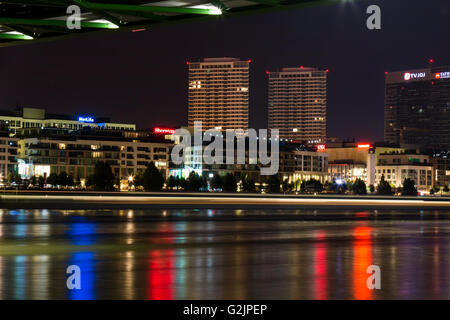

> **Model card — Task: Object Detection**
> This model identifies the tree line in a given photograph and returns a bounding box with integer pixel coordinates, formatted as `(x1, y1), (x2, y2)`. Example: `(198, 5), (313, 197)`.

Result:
(5, 162), (449, 196)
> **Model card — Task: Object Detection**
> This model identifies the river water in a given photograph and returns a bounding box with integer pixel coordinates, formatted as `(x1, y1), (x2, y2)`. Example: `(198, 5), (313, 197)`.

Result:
(0, 208), (449, 299)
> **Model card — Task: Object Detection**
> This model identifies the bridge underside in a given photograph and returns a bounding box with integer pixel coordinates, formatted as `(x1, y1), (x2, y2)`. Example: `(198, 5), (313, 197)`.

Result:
(0, 0), (346, 47)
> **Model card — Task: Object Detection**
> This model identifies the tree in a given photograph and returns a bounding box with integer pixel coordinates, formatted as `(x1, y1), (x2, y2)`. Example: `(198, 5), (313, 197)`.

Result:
(46, 173), (58, 187)
(141, 161), (164, 191)
(401, 178), (417, 196)
(86, 174), (94, 188)
(57, 172), (69, 186)
(133, 170), (144, 187)
(187, 171), (203, 191)
(8, 172), (21, 185)
(376, 175), (392, 195)
(369, 184), (375, 193)
(74, 176), (81, 188)
(293, 179), (302, 192)
(324, 180), (334, 193)
(30, 175), (37, 186)
(443, 185), (449, 193)
(223, 173), (237, 192)
(303, 178), (323, 193)
(67, 174), (74, 187)
(92, 161), (115, 190)
(352, 178), (367, 195)
(174, 176), (182, 190)
(210, 174), (223, 190)
(281, 179), (293, 193)
(167, 175), (177, 190)
(38, 176), (45, 188)
(179, 177), (188, 190)
(242, 174), (256, 193)
(267, 175), (280, 193)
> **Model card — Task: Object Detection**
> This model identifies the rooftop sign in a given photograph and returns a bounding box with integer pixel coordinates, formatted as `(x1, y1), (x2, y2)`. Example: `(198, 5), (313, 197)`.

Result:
(154, 127), (175, 134)
(78, 116), (95, 123)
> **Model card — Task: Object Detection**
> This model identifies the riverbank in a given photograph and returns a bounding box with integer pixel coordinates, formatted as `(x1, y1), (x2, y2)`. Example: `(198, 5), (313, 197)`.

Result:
(1, 190), (449, 209)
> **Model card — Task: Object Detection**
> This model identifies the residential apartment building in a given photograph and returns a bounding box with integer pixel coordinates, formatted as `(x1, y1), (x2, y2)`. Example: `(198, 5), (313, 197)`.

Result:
(187, 57), (250, 131)
(268, 67), (327, 143)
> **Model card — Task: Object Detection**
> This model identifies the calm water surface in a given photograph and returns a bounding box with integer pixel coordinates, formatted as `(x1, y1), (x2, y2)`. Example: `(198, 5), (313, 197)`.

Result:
(0, 208), (449, 299)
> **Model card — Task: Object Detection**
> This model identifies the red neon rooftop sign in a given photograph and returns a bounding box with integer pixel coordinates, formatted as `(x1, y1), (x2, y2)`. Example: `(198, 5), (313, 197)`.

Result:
(357, 143), (371, 149)
(316, 144), (326, 151)
(154, 127), (175, 134)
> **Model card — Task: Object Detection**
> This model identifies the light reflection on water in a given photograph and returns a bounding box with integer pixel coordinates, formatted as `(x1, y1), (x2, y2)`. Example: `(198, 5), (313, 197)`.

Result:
(0, 208), (449, 300)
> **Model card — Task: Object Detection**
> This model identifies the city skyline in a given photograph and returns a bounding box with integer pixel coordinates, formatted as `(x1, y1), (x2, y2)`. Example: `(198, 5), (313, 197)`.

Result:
(0, 0), (449, 141)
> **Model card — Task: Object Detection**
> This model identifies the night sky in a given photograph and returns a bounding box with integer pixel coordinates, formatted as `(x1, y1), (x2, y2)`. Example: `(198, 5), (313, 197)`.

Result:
(0, 0), (449, 142)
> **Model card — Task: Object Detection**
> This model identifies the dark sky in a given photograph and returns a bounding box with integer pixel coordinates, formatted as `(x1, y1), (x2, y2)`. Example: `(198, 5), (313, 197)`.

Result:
(0, 0), (449, 142)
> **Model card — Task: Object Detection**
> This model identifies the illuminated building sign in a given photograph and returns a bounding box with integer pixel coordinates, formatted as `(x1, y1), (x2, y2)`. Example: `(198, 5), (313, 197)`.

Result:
(403, 72), (426, 81)
(316, 144), (326, 152)
(154, 127), (175, 134)
(357, 143), (371, 149)
(436, 71), (450, 79)
(78, 116), (95, 123)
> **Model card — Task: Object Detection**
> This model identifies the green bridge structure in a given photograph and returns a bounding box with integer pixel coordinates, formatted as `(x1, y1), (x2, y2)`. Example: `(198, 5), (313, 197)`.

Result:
(0, 0), (362, 47)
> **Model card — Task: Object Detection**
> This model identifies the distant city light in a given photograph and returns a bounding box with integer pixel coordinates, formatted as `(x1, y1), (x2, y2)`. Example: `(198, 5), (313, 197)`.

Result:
(357, 143), (371, 149)
(336, 179), (343, 185)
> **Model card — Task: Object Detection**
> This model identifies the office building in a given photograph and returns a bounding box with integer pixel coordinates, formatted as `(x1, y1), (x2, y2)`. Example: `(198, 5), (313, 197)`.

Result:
(431, 151), (450, 188)
(268, 67), (327, 143)
(0, 128), (18, 182)
(0, 107), (136, 136)
(187, 57), (250, 131)
(325, 141), (404, 186)
(376, 152), (433, 193)
(16, 127), (172, 181)
(384, 66), (450, 149)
